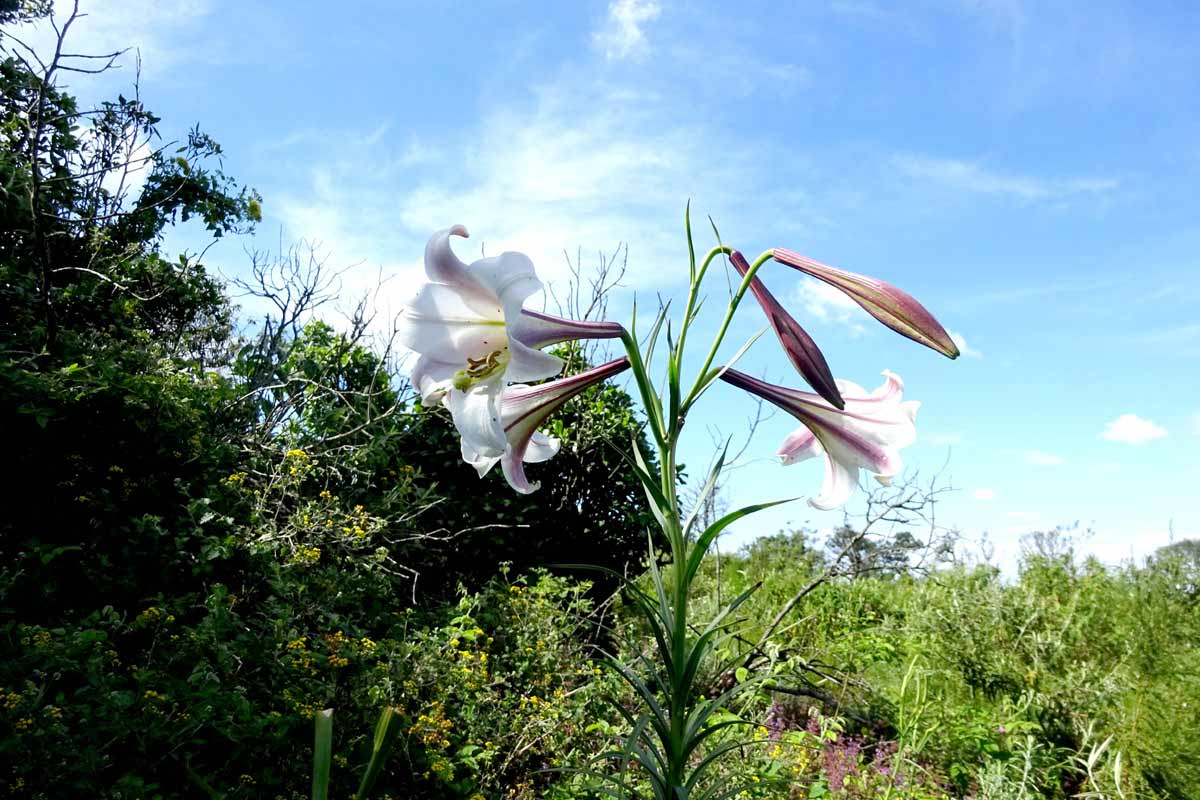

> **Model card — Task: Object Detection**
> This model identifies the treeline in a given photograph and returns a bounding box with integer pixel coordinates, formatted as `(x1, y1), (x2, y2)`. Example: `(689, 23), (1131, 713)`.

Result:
(0, 6), (652, 796)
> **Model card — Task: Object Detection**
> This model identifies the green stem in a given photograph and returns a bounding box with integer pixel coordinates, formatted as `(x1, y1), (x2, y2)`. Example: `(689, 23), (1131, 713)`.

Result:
(681, 250), (774, 414)
(670, 244), (733, 435)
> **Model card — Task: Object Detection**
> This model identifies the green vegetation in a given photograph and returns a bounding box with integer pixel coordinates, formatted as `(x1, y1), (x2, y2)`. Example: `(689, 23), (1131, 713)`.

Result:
(2, 8), (1197, 799)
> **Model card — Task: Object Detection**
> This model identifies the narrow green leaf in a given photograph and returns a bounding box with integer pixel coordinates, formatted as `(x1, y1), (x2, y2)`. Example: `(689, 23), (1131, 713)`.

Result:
(311, 708), (334, 800)
(355, 706), (404, 798)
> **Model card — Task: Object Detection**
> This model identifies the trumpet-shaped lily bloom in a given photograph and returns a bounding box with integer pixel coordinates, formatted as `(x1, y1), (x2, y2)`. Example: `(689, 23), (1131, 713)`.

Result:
(772, 248), (960, 360)
(721, 368), (919, 510)
(462, 357), (631, 494)
(730, 250), (844, 409)
(401, 226), (623, 457)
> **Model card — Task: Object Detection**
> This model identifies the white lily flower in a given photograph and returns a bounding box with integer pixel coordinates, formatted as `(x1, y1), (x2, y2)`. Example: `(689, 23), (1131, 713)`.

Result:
(462, 358), (630, 494)
(400, 226), (566, 458)
(721, 368), (919, 510)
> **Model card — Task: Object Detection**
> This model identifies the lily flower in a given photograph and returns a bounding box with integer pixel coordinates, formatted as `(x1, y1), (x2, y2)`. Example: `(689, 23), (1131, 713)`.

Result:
(772, 248), (960, 359)
(720, 368), (919, 510)
(462, 357), (631, 494)
(730, 250), (844, 409)
(400, 226), (621, 457)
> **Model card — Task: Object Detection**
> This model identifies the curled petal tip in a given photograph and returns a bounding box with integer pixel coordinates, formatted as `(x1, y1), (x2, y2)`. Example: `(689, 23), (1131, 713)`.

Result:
(771, 247), (960, 360)
(449, 224), (469, 239)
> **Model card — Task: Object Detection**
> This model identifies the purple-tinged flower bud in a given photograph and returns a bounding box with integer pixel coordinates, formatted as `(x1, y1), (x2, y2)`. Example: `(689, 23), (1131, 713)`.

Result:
(731, 251), (844, 410)
(772, 248), (959, 359)
(510, 309), (625, 350)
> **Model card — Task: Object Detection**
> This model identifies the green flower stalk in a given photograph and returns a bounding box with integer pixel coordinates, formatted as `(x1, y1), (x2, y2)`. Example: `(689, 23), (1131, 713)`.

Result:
(399, 213), (957, 797)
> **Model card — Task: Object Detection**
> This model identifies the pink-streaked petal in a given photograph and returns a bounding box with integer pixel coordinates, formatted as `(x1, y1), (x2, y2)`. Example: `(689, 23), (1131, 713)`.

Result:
(499, 426), (560, 493)
(778, 426), (823, 466)
(500, 450), (539, 494)
(524, 431), (560, 464)
(411, 355), (457, 405)
(511, 309), (625, 350)
(721, 367), (918, 510)
(773, 248), (960, 360)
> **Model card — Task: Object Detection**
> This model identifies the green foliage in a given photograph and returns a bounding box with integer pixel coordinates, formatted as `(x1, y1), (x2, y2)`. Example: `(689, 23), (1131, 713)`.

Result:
(0, 15), (655, 797)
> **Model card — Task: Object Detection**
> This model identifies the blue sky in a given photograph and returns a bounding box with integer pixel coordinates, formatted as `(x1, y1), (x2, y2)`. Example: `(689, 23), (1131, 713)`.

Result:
(23, 0), (1200, 568)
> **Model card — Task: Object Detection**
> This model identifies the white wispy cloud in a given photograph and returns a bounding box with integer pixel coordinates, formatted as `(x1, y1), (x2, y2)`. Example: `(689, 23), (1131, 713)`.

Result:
(972, 488), (997, 501)
(791, 278), (867, 336)
(268, 70), (816, 318)
(949, 330), (983, 358)
(593, 0), (662, 61)
(1100, 414), (1167, 445)
(893, 153), (1119, 201)
(1024, 450), (1065, 466)
(18, 0), (218, 79)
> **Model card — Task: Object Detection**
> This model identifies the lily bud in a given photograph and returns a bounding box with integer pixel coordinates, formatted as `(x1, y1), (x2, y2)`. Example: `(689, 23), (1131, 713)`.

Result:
(510, 309), (625, 350)
(772, 248), (959, 359)
(730, 251), (843, 410)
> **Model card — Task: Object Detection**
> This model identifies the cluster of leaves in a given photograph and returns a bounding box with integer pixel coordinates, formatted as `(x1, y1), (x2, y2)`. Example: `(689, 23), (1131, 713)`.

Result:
(0, 13), (656, 796)
(686, 527), (1200, 799)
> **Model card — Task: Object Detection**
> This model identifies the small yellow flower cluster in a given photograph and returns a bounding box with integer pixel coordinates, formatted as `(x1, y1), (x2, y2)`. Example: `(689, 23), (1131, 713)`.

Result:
(224, 472), (247, 485)
(359, 637), (377, 655)
(3, 692), (22, 710)
(319, 489), (333, 500)
(137, 607), (163, 625)
(286, 636), (308, 651)
(291, 546), (321, 567)
(31, 630), (51, 647)
(13, 717), (32, 731)
(286, 449), (313, 476)
(43, 705), (63, 719)
(408, 701), (453, 749)
(428, 756), (453, 781)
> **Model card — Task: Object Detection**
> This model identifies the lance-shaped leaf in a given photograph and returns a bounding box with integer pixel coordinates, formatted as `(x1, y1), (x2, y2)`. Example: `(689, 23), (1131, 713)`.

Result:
(772, 247), (959, 359)
(730, 250), (844, 409)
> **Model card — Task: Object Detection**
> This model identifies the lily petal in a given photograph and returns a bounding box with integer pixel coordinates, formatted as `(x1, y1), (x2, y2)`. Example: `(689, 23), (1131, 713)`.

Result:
(411, 355), (458, 405)
(721, 368), (917, 509)
(485, 358), (630, 493)
(446, 379), (506, 460)
(399, 282), (505, 364)
(772, 248), (960, 359)
(778, 426), (821, 466)
(423, 225), (501, 315)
